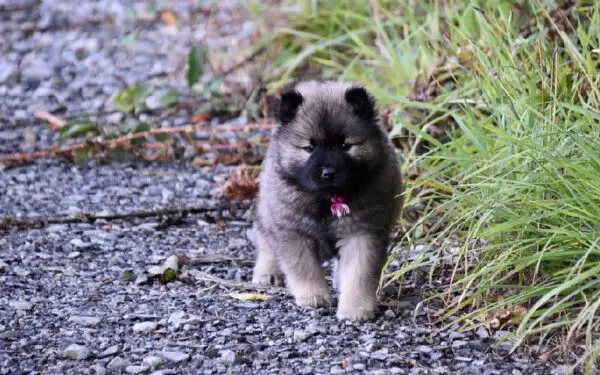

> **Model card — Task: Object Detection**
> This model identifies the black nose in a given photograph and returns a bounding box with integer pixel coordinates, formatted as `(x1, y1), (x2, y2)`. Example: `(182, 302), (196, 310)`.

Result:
(320, 167), (336, 180)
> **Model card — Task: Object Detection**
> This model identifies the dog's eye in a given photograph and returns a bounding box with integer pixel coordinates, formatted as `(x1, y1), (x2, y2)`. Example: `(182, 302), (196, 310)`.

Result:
(303, 145), (315, 153)
(341, 143), (351, 151)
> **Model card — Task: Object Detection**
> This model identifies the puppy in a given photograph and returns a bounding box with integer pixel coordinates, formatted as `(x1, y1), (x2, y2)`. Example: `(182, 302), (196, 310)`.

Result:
(252, 81), (402, 321)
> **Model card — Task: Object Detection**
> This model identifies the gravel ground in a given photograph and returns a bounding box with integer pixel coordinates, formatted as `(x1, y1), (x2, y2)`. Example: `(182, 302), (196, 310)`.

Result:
(0, 1), (565, 374)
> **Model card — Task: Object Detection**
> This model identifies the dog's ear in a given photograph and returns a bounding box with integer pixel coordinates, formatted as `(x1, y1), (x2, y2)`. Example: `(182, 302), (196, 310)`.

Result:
(345, 86), (376, 121)
(275, 90), (304, 125)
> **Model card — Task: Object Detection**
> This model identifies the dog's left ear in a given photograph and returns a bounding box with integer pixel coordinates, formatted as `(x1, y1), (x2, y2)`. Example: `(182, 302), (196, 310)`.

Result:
(345, 86), (376, 121)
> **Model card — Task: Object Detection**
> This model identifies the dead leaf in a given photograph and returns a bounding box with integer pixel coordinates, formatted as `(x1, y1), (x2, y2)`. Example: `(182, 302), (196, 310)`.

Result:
(341, 357), (351, 369)
(159, 10), (178, 26)
(160, 268), (177, 284)
(486, 305), (528, 329)
(221, 167), (259, 200)
(122, 270), (136, 282)
(227, 292), (272, 302)
(191, 113), (211, 123)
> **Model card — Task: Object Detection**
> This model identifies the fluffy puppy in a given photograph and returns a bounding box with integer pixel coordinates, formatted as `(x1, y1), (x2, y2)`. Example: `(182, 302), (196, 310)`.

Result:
(252, 81), (402, 321)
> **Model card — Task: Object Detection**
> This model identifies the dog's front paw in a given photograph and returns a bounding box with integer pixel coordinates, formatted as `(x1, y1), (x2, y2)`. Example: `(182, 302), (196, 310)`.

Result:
(336, 306), (377, 321)
(252, 271), (284, 286)
(294, 290), (333, 308)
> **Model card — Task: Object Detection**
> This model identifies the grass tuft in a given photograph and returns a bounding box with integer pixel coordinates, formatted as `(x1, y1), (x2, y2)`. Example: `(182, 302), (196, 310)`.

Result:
(261, 0), (600, 368)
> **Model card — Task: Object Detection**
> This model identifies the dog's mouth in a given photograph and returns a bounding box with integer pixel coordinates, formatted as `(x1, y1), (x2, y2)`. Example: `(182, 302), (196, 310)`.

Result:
(329, 195), (351, 218)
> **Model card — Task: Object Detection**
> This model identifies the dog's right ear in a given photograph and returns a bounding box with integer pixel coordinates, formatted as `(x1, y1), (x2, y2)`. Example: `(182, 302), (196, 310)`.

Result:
(274, 90), (304, 125)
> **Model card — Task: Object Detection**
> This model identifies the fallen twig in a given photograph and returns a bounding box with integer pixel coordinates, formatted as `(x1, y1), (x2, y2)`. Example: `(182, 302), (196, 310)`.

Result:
(218, 47), (266, 77)
(34, 110), (66, 131)
(184, 269), (287, 294)
(0, 202), (251, 231)
(183, 253), (254, 266)
(0, 121), (274, 166)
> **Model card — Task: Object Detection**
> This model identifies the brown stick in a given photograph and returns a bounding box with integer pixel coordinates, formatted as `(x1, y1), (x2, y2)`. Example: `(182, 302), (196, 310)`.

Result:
(185, 269), (287, 293)
(34, 110), (67, 131)
(0, 203), (250, 231)
(0, 121), (274, 165)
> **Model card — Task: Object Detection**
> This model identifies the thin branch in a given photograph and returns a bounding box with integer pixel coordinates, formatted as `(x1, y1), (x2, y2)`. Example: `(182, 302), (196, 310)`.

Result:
(218, 47), (266, 77)
(185, 269), (287, 293)
(34, 110), (66, 131)
(183, 253), (254, 266)
(0, 121), (274, 166)
(0, 203), (251, 231)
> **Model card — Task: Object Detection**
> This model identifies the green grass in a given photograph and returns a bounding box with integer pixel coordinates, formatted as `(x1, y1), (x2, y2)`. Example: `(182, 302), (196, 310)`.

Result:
(256, 0), (600, 370)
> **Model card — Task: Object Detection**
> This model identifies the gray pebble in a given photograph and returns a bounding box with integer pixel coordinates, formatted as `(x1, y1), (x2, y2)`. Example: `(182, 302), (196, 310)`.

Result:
(133, 321), (158, 333)
(63, 344), (92, 360)
(370, 348), (389, 361)
(69, 315), (101, 327)
(126, 365), (150, 374)
(9, 300), (33, 310)
(0, 61), (18, 84)
(90, 364), (106, 375)
(160, 350), (189, 363)
(293, 330), (311, 342)
(98, 345), (120, 358)
(143, 356), (163, 368)
(219, 349), (238, 365)
(107, 357), (129, 371)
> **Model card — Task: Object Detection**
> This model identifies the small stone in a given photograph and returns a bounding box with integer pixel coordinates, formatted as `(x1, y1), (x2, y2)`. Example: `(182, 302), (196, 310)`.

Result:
(476, 327), (490, 339)
(69, 315), (101, 327)
(107, 357), (129, 371)
(126, 365), (150, 374)
(554, 365), (572, 375)
(219, 349), (238, 365)
(63, 344), (92, 360)
(145, 93), (163, 110)
(365, 342), (379, 352)
(90, 364), (106, 375)
(330, 366), (344, 374)
(0, 260), (8, 272)
(370, 348), (389, 361)
(168, 311), (185, 329)
(98, 345), (120, 358)
(0, 61), (18, 83)
(160, 350), (189, 363)
(106, 112), (124, 124)
(416, 345), (433, 354)
(293, 330), (311, 342)
(20, 53), (55, 81)
(384, 309), (396, 318)
(143, 356), (163, 368)
(9, 300), (33, 310)
(353, 364), (366, 371)
(69, 238), (88, 248)
(68, 251), (81, 258)
(430, 352), (443, 360)
(452, 340), (468, 348)
(133, 321), (158, 333)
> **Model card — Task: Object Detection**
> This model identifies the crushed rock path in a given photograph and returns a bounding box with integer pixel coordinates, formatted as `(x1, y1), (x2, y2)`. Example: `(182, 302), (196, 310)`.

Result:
(0, 0), (558, 374)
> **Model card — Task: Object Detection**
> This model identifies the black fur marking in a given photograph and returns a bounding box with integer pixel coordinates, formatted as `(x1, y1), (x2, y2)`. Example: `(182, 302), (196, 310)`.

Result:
(278, 90), (304, 125)
(345, 86), (376, 121)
